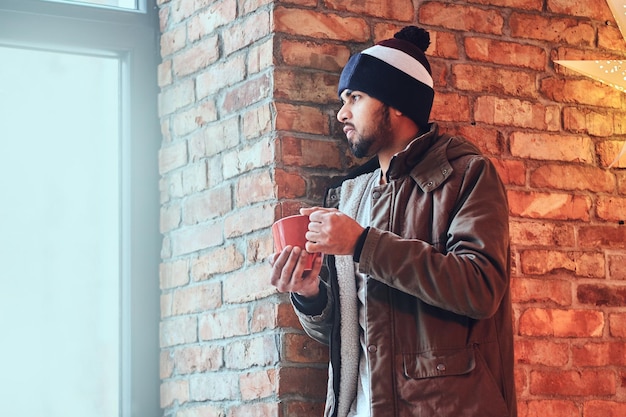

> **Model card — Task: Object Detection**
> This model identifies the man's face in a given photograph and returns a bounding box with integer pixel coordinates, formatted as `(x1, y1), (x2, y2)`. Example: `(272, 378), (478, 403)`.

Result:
(337, 90), (391, 159)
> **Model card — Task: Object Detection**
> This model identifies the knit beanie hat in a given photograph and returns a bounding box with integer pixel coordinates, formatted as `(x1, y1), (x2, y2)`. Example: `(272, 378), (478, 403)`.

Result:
(338, 26), (434, 129)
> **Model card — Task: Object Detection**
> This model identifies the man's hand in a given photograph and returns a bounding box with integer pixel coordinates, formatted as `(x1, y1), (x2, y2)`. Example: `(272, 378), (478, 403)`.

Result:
(269, 245), (323, 298)
(301, 207), (364, 256)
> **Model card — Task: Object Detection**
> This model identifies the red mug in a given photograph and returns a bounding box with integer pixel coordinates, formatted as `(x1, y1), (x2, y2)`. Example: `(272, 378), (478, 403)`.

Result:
(272, 214), (321, 271)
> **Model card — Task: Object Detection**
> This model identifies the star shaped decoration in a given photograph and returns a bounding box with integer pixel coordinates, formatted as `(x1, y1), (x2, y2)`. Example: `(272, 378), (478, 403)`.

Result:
(555, 0), (626, 168)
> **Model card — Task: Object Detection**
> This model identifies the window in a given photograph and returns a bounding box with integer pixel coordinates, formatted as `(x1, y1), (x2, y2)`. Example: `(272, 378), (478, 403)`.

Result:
(0, 1), (160, 416)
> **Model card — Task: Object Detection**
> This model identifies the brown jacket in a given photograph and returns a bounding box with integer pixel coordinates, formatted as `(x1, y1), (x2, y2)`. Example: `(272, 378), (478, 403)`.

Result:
(292, 124), (516, 417)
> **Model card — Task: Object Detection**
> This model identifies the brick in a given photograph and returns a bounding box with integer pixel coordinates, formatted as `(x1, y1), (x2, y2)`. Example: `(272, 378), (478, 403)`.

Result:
(160, 316), (198, 347)
(468, 0), (542, 9)
(598, 24), (626, 51)
(541, 77), (622, 108)
(168, 0), (195, 24)
(189, 372), (239, 401)
(175, 404), (224, 417)
(222, 9), (271, 55)
(578, 226), (626, 249)
(187, 0), (237, 41)
(596, 196), (626, 222)
(183, 185), (232, 225)
(547, 0), (612, 21)
(577, 284), (626, 307)
(275, 103), (330, 135)
(279, 136), (343, 168)
(251, 302), (279, 333)
(609, 313), (626, 337)
(510, 132), (595, 163)
(324, 0), (414, 21)
(464, 37), (546, 70)
(197, 55), (246, 99)
(284, 333), (328, 363)
(246, 232), (274, 264)
(445, 125), (503, 156)
(172, 100), (218, 137)
(608, 254), (626, 280)
(453, 65), (538, 98)
(169, 221), (224, 256)
(520, 249), (604, 277)
(240, 0), (273, 15)
(159, 79), (195, 117)
(173, 345), (223, 374)
(236, 170), (276, 207)
(274, 169), (307, 199)
(172, 282), (222, 314)
(199, 307), (249, 340)
(510, 12), (594, 46)
(530, 369), (616, 396)
(273, 8), (369, 41)
(190, 244), (245, 281)
(277, 366), (328, 397)
(222, 73), (272, 115)
(572, 342), (626, 367)
(224, 204), (275, 238)
(274, 68), (339, 104)
(475, 97), (559, 130)
(159, 141), (188, 175)
(427, 30), (460, 59)
(188, 117), (240, 161)
(509, 220), (575, 247)
(563, 107), (615, 137)
(584, 400), (626, 417)
(224, 334), (279, 368)
(247, 38), (273, 74)
(508, 190), (591, 221)
(430, 92), (471, 122)
(524, 400), (581, 417)
(284, 401), (326, 417)
(223, 263), (275, 303)
(419, 3), (504, 34)
(530, 164), (615, 193)
(160, 350), (175, 379)
(160, 24), (187, 57)
(599, 140), (626, 168)
(173, 36), (220, 77)
(515, 339), (569, 366)
(158, 60), (173, 87)
(223, 138), (273, 179)
(240, 369), (276, 400)
(511, 277), (572, 306)
(242, 104), (273, 140)
(280, 39), (351, 72)
(160, 259), (190, 290)
(160, 378), (189, 407)
(229, 402), (279, 417)
(519, 308), (604, 337)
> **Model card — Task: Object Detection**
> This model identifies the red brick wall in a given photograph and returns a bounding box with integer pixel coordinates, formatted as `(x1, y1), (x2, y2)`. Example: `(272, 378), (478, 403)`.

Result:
(158, 0), (626, 415)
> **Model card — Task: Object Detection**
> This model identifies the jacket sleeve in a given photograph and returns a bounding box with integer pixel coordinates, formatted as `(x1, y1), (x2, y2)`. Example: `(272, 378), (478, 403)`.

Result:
(290, 278), (334, 345)
(357, 156), (510, 320)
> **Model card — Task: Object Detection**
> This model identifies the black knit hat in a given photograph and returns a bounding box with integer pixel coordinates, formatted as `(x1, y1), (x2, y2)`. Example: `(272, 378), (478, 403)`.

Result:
(338, 26), (434, 129)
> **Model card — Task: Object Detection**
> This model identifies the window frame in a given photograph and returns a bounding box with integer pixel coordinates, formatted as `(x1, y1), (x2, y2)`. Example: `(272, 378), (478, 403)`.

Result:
(0, 1), (161, 416)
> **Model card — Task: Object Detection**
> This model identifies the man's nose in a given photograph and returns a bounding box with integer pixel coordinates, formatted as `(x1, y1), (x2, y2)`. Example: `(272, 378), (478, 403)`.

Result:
(337, 104), (349, 122)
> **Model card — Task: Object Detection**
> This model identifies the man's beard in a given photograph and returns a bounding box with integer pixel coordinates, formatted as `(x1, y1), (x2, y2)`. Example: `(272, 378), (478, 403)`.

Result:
(349, 104), (391, 158)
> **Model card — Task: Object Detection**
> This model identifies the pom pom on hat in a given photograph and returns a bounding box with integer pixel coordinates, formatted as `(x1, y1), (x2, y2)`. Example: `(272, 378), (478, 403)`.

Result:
(338, 26), (434, 129)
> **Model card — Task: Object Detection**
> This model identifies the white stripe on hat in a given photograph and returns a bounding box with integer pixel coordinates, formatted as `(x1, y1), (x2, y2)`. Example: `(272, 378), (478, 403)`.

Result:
(362, 44), (434, 88)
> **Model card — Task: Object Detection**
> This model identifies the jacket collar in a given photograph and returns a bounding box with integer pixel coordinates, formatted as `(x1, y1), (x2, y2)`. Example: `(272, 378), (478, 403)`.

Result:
(386, 123), (453, 192)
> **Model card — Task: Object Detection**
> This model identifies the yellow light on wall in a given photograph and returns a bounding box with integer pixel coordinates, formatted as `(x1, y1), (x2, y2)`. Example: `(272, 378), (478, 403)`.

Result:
(555, 0), (626, 168)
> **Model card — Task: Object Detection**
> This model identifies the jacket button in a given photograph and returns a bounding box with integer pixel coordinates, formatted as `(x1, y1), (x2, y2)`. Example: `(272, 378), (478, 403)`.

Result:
(367, 345), (377, 353)
(372, 191), (381, 199)
(436, 363), (446, 372)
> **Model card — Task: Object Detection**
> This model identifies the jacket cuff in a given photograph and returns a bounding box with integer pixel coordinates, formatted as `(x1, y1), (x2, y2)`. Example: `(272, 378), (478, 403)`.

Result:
(353, 227), (370, 263)
(291, 280), (328, 316)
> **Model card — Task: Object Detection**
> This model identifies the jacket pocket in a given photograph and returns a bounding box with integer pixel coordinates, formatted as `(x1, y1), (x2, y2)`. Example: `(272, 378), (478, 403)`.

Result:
(395, 347), (510, 417)
(403, 347), (475, 379)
